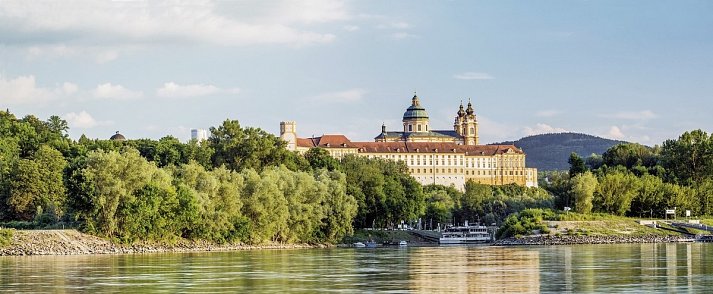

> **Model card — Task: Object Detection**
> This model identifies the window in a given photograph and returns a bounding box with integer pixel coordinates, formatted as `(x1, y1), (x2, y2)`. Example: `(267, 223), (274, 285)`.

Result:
(418, 124), (422, 131)
(408, 125), (412, 132)
(470, 127), (474, 134)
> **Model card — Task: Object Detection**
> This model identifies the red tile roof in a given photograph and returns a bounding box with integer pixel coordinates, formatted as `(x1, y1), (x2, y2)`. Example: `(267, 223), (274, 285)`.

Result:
(352, 142), (523, 155)
(296, 135), (355, 148)
(297, 136), (523, 155)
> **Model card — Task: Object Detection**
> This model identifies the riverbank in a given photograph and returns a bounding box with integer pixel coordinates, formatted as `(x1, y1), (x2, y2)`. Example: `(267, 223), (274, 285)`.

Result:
(0, 229), (325, 256)
(493, 234), (687, 246)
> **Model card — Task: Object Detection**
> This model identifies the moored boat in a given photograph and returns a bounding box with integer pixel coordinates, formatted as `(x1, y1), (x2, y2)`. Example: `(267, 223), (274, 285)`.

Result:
(439, 220), (491, 244)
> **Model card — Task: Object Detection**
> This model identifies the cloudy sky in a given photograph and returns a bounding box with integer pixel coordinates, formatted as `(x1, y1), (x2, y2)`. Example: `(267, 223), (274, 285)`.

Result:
(1, 0), (711, 145)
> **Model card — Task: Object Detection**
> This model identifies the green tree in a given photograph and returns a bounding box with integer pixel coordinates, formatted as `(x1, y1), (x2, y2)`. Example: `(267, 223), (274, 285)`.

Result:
(315, 169), (357, 243)
(304, 147), (340, 171)
(661, 129), (713, 184)
(595, 171), (642, 216)
(570, 171), (597, 214)
(6, 145), (67, 221)
(209, 119), (291, 172)
(568, 152), (586, 178)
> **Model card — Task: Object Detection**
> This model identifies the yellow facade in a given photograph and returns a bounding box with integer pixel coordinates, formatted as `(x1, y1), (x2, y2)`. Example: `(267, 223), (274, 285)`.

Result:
(280, 94), (538, 190)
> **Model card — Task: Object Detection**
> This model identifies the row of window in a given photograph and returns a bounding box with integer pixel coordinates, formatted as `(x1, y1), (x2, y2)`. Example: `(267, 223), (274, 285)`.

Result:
(409, 169), (526, 176)
(407, 123), (429, 132)
(366, 153), (525, 169)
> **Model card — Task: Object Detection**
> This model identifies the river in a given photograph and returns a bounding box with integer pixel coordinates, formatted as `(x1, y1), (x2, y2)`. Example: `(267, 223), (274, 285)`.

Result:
(1, 243), (712, 293)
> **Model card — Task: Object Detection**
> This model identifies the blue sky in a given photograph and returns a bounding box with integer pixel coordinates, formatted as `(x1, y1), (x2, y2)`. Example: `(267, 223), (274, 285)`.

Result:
(1, 0), (711, 145)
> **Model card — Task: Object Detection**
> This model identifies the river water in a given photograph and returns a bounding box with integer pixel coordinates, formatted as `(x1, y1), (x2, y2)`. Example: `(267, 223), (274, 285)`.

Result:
(1, 243), (712, 293)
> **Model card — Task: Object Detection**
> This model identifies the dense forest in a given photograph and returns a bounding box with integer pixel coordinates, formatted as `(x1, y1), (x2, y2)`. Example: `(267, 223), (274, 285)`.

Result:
(1, 110), (711, 243)
(495, 133), (624, 171)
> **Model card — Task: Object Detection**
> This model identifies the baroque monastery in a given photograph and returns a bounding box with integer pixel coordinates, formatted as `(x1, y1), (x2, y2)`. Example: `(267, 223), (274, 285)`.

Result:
(281, 94), (537, 190)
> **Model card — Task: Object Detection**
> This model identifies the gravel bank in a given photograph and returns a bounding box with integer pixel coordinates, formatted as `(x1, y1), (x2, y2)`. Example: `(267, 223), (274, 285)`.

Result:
(0, 229), (325, 256)
(492, 234), (687, 246)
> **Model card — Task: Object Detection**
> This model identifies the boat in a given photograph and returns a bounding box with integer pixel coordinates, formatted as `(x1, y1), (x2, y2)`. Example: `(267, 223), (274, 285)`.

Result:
(365, 240), (377, 248)
(399, 240), (408, 247)
(353, 242), (366, 248)
(439, 220), (491, 244)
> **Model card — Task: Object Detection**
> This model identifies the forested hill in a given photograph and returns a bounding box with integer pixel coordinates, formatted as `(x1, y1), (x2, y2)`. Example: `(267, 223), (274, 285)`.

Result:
(494, 133), (626, 171)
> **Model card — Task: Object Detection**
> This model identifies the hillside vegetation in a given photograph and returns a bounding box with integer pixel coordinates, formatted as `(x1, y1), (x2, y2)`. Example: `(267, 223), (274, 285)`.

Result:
(495, 133), (625, 171)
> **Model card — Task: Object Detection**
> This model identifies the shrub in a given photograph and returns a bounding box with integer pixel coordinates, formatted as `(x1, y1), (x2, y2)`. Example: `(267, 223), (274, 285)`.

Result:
(0, 229), (14, 247)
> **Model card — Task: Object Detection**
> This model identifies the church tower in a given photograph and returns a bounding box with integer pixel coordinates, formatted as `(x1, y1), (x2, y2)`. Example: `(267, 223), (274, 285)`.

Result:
(402, 93), (430, 133)
(454, 99), (479, 145)
(280, 121), (297, 151)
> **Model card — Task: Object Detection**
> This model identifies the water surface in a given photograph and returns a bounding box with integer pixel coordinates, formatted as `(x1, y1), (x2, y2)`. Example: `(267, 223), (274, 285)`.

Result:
(1, 243), (712, 293)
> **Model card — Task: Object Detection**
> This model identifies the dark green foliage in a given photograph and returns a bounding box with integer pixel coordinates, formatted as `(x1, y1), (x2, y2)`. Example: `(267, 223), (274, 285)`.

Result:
(341, 155), (424, 229)
(209, 119), (291, 172)
(304, 147), (340, 171)
(496, 208), (554, 239)
(661, 129), (713, 185)
(450, 182), (554, 226)
(568, 152), (586, 178)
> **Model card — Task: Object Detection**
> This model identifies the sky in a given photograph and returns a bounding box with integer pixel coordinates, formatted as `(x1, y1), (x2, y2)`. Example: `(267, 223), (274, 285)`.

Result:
(1, 0), (712, 145)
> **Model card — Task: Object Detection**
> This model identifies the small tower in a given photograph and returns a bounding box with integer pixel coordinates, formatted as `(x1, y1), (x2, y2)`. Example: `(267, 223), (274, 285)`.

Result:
(280, 121), (297, 151)
(463, 99), (479, 145)
(402, 93), (430, 133)
(454, 101), (466, 135)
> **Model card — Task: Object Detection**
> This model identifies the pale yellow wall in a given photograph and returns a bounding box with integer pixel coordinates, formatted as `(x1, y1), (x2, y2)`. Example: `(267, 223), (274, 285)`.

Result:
(297, 146), (537, 190)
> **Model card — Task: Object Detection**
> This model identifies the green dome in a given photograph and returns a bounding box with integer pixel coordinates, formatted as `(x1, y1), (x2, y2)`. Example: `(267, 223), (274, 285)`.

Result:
(403, 94), (429, 120)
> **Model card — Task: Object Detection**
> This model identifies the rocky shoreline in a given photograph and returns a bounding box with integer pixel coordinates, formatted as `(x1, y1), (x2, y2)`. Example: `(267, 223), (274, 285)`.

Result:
(0, 229), (326, 256)
(492, 234), (688, 246)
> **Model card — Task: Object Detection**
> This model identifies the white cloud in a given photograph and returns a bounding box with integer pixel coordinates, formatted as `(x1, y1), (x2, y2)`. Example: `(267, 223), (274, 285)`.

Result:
(93, 83), (143, 100)
(602, 110), (657, 120)
(453, 72), (495, 80)
(1, 0), (347, 48)
(0, 75), (64, 105)
(156, 82), (240, 98)
(535, 109), (561, 117)
(607, 126), (626, 140)
(26, 45), (126, 64)
(310, 88), (366, 103)
(61, 82), (79, 95)
(522, 123), (567, 136)
(63, 111), (112, 129)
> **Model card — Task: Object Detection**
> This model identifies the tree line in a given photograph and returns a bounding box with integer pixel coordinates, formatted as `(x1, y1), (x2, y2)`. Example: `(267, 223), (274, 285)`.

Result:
(545, 129), (713, 218)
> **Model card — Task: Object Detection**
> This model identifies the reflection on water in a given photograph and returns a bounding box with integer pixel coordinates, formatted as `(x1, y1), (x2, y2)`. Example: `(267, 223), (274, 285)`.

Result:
(1, 243), (713, 293)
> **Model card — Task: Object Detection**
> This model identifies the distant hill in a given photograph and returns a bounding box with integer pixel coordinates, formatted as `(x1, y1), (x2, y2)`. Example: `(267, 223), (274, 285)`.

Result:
(493, 133), (626, 171)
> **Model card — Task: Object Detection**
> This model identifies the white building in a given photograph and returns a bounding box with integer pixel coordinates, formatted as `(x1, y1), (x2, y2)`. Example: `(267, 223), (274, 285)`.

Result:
(191, 128), (209, 142)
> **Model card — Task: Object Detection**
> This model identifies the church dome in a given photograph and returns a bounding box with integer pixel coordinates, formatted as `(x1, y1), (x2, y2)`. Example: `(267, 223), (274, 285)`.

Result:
(403, 94), (429, 120)
(110, 131), (126, 141)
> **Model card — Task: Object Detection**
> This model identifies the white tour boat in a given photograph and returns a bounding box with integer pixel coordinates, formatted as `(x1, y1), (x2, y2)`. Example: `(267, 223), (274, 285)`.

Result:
(439, 220), (491, 244)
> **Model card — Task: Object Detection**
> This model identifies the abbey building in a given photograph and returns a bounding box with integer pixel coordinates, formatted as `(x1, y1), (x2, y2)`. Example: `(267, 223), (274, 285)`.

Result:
(280, 94), (537, 190)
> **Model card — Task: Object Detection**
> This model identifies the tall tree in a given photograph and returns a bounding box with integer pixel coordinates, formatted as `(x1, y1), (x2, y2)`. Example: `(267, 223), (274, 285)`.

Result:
(568, 152), (587, 178)
(661, 129), (713, 184)
(570, 171), (597, 214)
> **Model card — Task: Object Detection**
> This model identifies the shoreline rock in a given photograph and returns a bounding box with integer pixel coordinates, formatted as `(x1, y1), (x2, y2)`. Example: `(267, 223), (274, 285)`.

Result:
(492, 234), (688, 246)
(0, 229), (328, 256)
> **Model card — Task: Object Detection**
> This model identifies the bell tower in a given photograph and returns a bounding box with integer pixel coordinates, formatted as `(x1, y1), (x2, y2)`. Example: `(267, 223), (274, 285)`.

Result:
(280, 121), (297, 151)
(463, 99), (479, 145)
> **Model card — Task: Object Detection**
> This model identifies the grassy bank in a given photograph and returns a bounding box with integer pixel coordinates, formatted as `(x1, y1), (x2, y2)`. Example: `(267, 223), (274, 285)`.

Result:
(498, 209), (683, 239)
